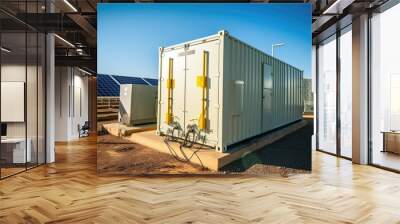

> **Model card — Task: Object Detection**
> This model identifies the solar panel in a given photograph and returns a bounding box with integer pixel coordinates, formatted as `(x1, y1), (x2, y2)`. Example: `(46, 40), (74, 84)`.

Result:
(143, 78), (158, 86)
(112, 75), (148, 85)
(97, 74), (159, 97)
(97, 74), (120, 96)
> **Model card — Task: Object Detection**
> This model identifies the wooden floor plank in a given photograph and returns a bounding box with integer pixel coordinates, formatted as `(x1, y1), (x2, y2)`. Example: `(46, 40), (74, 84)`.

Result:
(0, 136), (400, 223)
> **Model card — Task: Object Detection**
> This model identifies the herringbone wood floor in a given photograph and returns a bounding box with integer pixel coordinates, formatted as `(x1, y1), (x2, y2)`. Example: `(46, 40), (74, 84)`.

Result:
(1, 136), (400, 224)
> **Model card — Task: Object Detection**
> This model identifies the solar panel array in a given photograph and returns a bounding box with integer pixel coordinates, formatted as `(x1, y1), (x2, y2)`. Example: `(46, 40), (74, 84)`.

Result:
(97, 74), (119, 96)
(97, 74), (158, 97)
(112, 76), (148, 85)
(143, 78), (158, 86)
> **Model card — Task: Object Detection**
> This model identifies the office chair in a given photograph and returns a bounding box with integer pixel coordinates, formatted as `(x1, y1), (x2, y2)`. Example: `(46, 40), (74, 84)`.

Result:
(79, 121), (90, 138)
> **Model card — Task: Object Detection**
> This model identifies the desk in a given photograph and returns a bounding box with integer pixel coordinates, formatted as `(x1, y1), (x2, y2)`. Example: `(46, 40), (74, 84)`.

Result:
(1, 138), (31, 163)
(382, 131), (400, 154)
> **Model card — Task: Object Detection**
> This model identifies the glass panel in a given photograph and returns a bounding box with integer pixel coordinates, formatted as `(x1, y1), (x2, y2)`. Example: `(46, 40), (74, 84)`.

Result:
(27, 30), (38, 169)
(0, 1), (46, 179)
(317, 35), (337, 154)
(1, 31), (28, 177)
(339, 26), (352, 158)
(38, 32), (45, 165)
(26, 0), (39, 169)
(371, 4), (400, 171)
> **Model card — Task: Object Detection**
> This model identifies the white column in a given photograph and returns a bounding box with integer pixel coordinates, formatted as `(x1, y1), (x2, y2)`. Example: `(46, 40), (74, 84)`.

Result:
(45, 0), (56, 163)
(46, 32), (55, 163)
(352, 14), (369, 164)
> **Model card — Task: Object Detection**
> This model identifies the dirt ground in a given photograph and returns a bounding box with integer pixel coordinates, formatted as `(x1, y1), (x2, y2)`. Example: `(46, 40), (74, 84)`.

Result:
(97, 134), (212, 175)
(97, 134), (307, 176)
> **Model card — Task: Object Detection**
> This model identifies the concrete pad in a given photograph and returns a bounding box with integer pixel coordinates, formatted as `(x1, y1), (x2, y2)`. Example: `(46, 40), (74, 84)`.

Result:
(102, 122), (156, 136)
(127, 120), (308, 171)
(218, 120), (308, 169)
(126, 131), (223, 171)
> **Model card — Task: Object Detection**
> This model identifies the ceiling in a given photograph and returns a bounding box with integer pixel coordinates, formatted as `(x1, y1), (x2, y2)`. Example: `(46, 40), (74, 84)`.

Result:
(1, 0), (396, 71)
(311, 0), (391, 43)
(0, 0), (97, 73)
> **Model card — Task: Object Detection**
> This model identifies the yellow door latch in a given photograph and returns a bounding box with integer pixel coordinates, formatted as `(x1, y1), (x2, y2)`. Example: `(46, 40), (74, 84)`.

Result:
(198, 51), (209, 130)
(166, 58), (174, 124)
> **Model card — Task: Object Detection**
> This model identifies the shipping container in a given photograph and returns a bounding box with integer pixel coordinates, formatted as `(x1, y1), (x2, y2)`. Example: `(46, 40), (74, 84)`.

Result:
(119, 84), (157, 126)
(157, 30), (304, 152)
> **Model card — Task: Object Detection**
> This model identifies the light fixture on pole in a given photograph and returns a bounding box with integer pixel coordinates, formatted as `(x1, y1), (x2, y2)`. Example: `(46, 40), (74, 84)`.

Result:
(272, 43), (285, 57)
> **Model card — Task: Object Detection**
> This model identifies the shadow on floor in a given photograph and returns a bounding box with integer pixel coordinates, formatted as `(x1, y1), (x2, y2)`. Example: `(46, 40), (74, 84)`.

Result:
(221, 119), (313, 172)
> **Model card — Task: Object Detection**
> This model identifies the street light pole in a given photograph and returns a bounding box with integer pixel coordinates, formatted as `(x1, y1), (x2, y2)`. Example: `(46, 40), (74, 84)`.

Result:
(272, 43), (285, 57)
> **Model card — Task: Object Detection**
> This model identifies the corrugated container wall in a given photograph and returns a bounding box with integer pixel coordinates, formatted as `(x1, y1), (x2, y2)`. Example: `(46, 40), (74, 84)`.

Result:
(157, 31), (304, 152)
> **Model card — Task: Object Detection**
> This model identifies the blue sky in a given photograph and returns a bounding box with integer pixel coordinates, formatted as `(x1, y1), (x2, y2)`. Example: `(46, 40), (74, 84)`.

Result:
(98, 4), (311, 78)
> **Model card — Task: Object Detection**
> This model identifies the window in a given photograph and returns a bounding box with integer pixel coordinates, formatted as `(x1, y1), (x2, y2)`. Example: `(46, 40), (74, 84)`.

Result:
(370, 3), (400, 171)
(0, 2), (46, 179)
(317, 35), (337, 154)
(339, 26), (352, 158)
(232, 80), (244, 115)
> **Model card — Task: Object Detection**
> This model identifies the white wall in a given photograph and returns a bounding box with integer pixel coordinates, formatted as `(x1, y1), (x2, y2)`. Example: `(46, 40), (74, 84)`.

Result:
(1, 65), (26, 138)
(1, 65), (39, 138)
(54, 67), (89, 141)
(71, 72), (89, 138)
(1, 63), (46, 164)
(55, 67), (69, 141)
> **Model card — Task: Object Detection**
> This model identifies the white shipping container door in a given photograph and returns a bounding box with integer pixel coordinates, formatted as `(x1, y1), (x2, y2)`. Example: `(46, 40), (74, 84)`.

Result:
(159, 48), (186, 134)
(185, 40), (220, 144)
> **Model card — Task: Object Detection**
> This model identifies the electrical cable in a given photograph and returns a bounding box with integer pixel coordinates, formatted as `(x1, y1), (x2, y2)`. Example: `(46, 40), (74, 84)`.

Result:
(162, 126), (207, 168)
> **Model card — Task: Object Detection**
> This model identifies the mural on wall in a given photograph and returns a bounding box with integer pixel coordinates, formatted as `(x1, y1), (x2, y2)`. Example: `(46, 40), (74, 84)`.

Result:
(96, 3), (312, 176)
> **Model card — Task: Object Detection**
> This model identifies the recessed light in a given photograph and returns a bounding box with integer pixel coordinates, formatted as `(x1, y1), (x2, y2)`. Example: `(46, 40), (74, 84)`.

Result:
(78, 68), (92, 76)
(54, 34), (75, 48)
(63, 0), (78, 12)
(1, 47), (11, 53)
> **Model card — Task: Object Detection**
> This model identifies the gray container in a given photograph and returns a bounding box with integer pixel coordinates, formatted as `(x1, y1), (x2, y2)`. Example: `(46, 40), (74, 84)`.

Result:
(157, 30), (304, 152)
(119, 84), (157, 126)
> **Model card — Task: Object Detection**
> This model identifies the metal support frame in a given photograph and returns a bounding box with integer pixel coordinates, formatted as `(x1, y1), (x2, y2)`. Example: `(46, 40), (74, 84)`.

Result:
(336, 28), (341, 157)
(367, 11), (373, 165)
(24, 6), (28, 171)
(315, 44), (319, 151)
